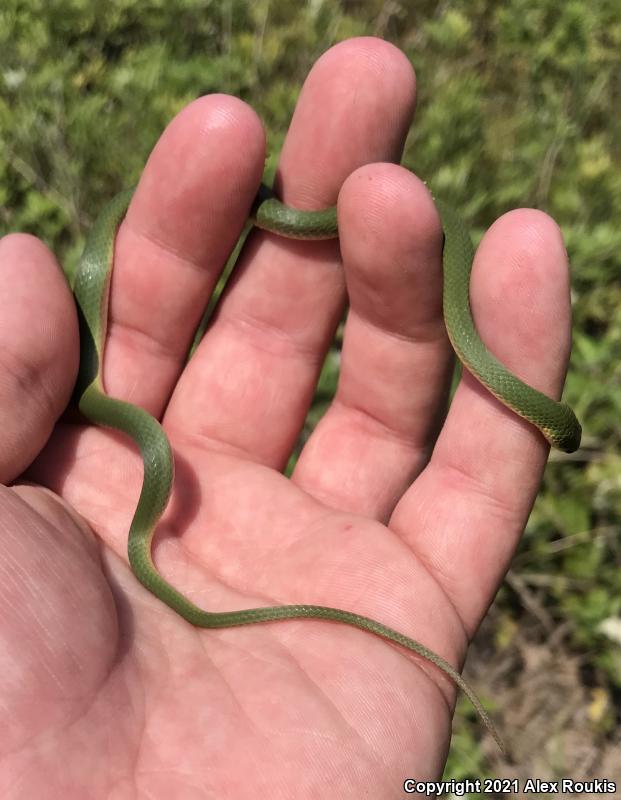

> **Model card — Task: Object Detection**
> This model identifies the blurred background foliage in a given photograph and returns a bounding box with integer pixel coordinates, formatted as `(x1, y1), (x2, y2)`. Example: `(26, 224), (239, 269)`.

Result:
(1, 0), (619, 783)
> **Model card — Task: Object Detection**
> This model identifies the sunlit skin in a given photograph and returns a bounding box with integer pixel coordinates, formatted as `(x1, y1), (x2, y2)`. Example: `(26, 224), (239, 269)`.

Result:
(0, 37), (573, 799)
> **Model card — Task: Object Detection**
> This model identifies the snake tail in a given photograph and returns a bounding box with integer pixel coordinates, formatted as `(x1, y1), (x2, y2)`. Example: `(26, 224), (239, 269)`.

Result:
(78, 383), (506, 755)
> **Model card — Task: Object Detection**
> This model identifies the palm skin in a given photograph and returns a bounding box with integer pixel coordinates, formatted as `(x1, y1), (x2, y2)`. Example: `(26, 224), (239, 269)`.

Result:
(0, 38), (573, 799)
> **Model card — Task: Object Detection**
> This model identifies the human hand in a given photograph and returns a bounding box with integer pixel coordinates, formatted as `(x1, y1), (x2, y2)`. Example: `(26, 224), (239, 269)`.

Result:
(0, 37), (573, 798)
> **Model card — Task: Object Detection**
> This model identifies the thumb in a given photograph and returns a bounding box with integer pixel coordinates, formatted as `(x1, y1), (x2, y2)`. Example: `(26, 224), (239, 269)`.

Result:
(0, 233), (78, 481)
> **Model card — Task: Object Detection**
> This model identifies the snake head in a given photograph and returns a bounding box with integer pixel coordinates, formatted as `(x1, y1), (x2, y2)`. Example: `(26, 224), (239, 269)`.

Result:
(546, 405), (582, 453)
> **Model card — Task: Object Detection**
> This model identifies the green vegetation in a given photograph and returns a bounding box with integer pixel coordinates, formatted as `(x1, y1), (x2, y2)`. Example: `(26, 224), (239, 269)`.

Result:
(1, 0), (619, 781)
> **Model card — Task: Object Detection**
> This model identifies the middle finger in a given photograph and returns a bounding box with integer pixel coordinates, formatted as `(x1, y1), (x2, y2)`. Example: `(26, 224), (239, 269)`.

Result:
(166, 38), (417, 468)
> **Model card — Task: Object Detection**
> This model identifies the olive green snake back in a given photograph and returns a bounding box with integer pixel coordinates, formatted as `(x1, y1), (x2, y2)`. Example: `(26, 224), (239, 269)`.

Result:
(72, 183), (582, 757)
(436, 199), (581, 453)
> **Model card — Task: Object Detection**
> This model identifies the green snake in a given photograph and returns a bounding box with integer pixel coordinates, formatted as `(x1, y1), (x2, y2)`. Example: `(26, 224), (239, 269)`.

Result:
(72, 182), (582, 756)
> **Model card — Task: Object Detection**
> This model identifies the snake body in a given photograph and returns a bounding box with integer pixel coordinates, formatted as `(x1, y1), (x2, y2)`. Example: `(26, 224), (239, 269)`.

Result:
(72, 183), (582, 755)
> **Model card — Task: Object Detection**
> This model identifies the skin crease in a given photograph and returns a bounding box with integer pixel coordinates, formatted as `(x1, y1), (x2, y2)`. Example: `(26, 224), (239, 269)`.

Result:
(0, 37), (573, 800)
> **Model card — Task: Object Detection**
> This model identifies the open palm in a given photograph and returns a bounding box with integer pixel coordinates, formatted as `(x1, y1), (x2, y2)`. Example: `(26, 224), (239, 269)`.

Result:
(1, 38), (573, 799)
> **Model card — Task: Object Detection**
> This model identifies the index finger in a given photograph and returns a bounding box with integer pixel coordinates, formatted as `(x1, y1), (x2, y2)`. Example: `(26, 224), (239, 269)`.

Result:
(101, 95), (267, 415)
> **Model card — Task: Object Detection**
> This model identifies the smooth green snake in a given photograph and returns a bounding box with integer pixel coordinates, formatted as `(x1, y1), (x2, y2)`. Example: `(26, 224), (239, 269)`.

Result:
(72, 182), (582, 757)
